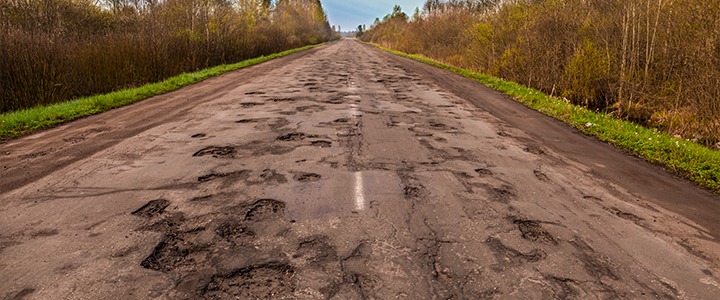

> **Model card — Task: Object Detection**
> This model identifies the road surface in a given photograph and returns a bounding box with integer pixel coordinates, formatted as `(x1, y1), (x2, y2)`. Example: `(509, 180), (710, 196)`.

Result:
(1, 39), (720, 299)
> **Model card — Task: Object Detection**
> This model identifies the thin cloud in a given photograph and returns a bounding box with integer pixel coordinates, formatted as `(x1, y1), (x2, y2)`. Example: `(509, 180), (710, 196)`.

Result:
(323, 0), (426, 31)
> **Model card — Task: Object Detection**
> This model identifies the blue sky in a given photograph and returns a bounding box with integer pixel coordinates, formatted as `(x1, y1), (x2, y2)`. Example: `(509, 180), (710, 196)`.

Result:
(322, 0), (426, 32)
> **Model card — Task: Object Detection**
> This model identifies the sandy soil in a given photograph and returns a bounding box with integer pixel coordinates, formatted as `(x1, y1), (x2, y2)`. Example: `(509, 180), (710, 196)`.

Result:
(1, 39), (720, 299)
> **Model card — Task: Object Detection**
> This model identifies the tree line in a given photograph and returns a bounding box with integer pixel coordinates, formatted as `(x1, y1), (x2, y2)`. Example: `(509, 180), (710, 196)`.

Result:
(361, 0), (720, 147)
(0, 0), (338, 113)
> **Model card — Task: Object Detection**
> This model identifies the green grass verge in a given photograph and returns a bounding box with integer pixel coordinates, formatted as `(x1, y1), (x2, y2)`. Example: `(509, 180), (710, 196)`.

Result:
(0, 43), (325, 140)
(371, 43), (720, 193)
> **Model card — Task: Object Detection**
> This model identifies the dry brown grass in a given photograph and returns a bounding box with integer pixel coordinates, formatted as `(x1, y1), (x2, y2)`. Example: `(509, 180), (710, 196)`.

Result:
(0, 0), (338, 114)
(361, 0), (720, 146)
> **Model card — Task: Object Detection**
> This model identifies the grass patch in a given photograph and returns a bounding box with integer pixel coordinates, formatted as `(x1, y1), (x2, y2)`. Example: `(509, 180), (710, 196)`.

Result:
(0, 43), (325, 140)
(371, 43), (720, 193)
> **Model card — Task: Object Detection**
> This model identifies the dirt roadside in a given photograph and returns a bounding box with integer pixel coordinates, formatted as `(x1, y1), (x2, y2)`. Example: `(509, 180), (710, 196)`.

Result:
(1, 39), (719, 299)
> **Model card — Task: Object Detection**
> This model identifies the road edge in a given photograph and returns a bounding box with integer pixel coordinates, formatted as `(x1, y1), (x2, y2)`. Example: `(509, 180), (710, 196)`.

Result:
(0, 42), (334, 141)
(366, 42), (720, 194)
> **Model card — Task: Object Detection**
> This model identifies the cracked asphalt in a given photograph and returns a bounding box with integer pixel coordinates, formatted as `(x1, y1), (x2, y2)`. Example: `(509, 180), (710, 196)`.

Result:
(1, 39), (720, 299)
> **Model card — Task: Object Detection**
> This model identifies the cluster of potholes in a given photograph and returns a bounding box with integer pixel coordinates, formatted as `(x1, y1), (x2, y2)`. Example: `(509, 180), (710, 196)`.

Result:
(130, 193), (373, 299)
(364, 53), (672, 297)
(157, 52), (656, 298)
(397, 166), (644, 297)
(190, 130), (333, 161)
(410, 131), (647, 284)
(127, 119), (340, 297)
(131, 196), (299, 299)
(373, 64), (661, 297)
(239, 75), (359, 111)
(488, 215), (634, 296)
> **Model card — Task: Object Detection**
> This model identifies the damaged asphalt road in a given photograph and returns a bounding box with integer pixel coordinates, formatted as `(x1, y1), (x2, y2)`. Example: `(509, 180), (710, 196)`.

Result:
(1, 39), (720, 299)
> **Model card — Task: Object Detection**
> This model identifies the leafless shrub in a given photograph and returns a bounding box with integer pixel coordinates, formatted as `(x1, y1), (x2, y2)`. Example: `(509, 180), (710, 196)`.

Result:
(0, 0), (338, 113)
(361, 0), (720, 145)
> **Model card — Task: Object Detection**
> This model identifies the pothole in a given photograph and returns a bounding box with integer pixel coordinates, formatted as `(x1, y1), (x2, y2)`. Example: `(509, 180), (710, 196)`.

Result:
(132, 199), (171, 218)
(140, 235), (209, 273)
(245, 199), (286, 221)
(293, 236), (337, 263)
(333, 118), (350, 123)
(241, 102), (265, 108)
(486, 237), (546, 270)
(277, 132), (307, 142)
(215, 221), (255, 244)
(198, 170), (251, 183)
(475, 168), (493, 177)
(252, 169), (288, 185)
(533, 169), (550, 181)
(403, 185), (427, 198)
(488, 185), (515, 203)
(270, 97), (296, 102)
(293, 172), (322, 182)
(606, 207), (644, 224)
(523, 145), (545, 155)
(193, 146), (236, 158)
(252, 145), (296, 156)
(202, 263), (295, 299)
(235, 118), (263, 124)
(513, 219), (558, 245)
(310, 140), (332, 148)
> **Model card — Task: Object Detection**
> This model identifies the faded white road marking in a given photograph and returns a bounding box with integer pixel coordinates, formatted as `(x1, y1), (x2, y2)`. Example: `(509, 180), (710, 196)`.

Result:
(350, 103), (362, 116)
(354, 172), (365, 211)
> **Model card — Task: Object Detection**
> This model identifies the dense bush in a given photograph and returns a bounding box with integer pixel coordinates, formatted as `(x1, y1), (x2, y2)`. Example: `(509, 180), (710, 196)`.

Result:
(0, 0), (337, 113)
(361, 0), (720, 147)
